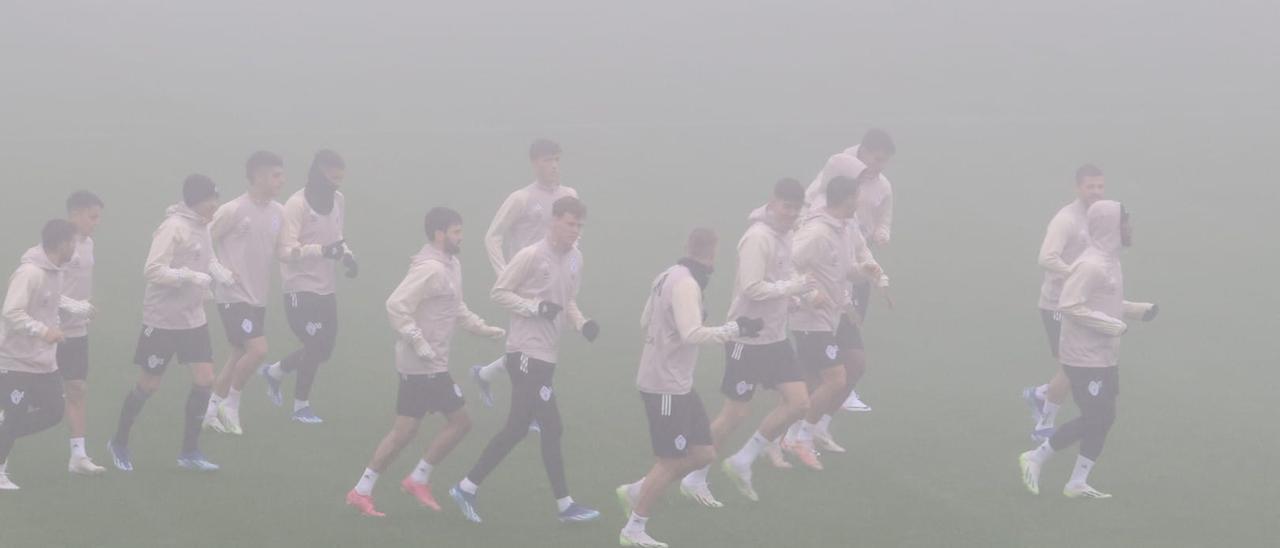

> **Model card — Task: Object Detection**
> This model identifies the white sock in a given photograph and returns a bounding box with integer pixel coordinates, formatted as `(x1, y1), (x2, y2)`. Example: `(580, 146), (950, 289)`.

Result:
(205, 394), (223, 418)
(294, 400), (309, 413)
(226, 388), (242, 410)
(623, 512), (649, 534)
(1069, 455), (1096, 485)
(1034, 384), (1049, 400)
(459, 477), (479, 494)
(732, 432), (769, 467)
(798, 421), (817, 443)
(683, 465), (709, 487)
(409, 459), (433, 485)
(70, 437), (87, 459)
(1038, 401), (1061, 429)
(557, 496), (575, 513)
(478, 356), (506, 382)
(1029, 440), (1055, 465)
(817, 414), (833, 434)
(355, 468), (379, 496)
(267, 362), (284, 380)
(784, 421), (802, 444)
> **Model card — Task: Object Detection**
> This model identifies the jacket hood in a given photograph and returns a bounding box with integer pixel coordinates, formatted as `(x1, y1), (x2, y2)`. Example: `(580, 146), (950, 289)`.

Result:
(20, 245), (59, 271)
(1086, 200), (1125, 256)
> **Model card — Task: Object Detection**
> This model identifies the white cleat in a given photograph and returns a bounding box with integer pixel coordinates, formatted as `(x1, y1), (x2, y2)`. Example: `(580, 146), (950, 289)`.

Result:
(202, 411), (228, 434)
(1019, 451), (1041, 495)
(842, 390), (872, 412)
(812, 430), (847, 454)
(0, 473), (19, 491)
(721, 459), (759, 502)
(69, 456), (107, 476)
(218, 404), (243, 436)
(620, 528), (670, 548)
(1063, 483), (1112, 499)
(679, 481), (724, 508)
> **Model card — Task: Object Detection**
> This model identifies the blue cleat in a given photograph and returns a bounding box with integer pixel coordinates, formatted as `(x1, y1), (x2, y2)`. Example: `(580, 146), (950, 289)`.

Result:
(177, 451), (220, 472)
(1031, 426), (1057, 443)
(450, 485), (483, 523)
(259, 363), (284, 407)
(470, 365), (494, 408)
(1021, 386), (1045, 424)
(557, 502), (601, 524)
(292, 406), (324, 424)
(108, 439), (133, 472)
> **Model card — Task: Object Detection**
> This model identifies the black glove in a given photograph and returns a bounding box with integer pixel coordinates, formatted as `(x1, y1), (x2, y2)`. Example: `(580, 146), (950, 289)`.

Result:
(538, 301), (563, 321)
(322, 240), (346, 260)
(1143, 304), (1159, 322)
(736, 316), (764, 338)
(342, 253), (359, 278)
(581, 320), (600, 342)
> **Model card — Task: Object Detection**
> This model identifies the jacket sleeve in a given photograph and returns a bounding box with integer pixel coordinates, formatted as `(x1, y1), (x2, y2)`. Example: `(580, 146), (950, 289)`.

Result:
(143, 221), (190, 287)
(1123, 301), (1155, 320)
(277, 196), (322, 263)
(738, 231), (803, 301)
(671, 276), (737, 344)
(385, 263), (435, 348)
(2, 266), (49, 338)
(1038, 213), (1075, 275)
(1059, 262), (1127, 336)
(490, 247), (540, 317)
(485, 191), (525, 275)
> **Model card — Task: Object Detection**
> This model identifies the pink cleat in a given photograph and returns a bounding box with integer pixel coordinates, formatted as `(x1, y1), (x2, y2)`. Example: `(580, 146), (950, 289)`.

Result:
(783, 441), (825, 471)
(400, 477), (442, 511)
(346, 489), (386, 517)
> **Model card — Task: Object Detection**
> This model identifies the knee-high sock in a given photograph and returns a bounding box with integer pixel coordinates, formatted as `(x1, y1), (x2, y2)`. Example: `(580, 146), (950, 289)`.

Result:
(182, 386), (211, 454)
(113, 387), (151, 447)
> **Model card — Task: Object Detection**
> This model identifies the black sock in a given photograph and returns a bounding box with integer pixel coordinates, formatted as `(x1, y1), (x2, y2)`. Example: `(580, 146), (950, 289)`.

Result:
(182, 386), (211, 454)
(113, 387), (151, 447)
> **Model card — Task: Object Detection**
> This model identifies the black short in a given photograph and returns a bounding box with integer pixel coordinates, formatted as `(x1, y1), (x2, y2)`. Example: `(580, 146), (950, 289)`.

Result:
(720, 340), (801, 401)
(217, 303), (266, 348)
(0, 369), (63, 415)
(641, 390), (712, 458)
(396, 372), (466, 419)
(132, 324), (213, 374)
(1040, 309), (1062, 358)
(836, 313), (864, 352)
(57, 335), (91, 381)
(284, 292), (338, 356)
(793, 330), (843, 372)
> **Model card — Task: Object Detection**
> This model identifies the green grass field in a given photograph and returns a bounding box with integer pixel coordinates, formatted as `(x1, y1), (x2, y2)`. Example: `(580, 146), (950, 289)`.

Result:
(2, 3), (1277, 547)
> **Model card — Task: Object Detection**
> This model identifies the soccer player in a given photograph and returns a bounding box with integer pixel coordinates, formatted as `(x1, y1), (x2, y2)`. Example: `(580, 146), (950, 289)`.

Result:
(345, 207), (506, 517)
(808, 129), (896, 413)
(1019, 200), (1158, 499)
(108, 175), (233, 473)
(260, 150), (357, 424)
(0, 220), (80, 490)
(1021, 165), (1107, 442)
(449, 196), (601, 524)
(614, 228), (762, 548)
(203, 151), (286, 435)
(60, 191), (108, 475)
(679, 179), (814, 505)
(783, 176), (883, 470)
(471, 138), (578, 410)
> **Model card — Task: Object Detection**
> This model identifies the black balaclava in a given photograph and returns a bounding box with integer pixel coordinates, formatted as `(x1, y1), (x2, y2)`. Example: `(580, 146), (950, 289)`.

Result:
(305, 149), (345, 215)
(678, 257), (714, 291)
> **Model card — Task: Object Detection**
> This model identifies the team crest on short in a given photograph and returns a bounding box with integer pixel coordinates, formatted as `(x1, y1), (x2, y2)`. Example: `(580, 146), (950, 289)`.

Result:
(147, 355), (165, 370)
(673, 435), (687, 451)
(10, 390), (24, 405)
(539, 386), (553, 402)
(1088, 380), (1102, 397)
(306, 321), (323, 336)
(144, 326), (155, 337)
(825, 345), (839, 361)
(242, 319), (255, 334)
(735, 381), (754, 396)
(454, 384), (464, 398)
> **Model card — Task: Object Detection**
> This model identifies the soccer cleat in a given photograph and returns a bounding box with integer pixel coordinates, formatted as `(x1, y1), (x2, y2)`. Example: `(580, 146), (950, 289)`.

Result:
(470, 364), (495, 408)
(620, 529), (669, 548)
(1019, 451), (1041, 495)
(558, 502), (601, 523)
(1021, 386), (1046, 424)
(202, 410), (228, 433)
(721, 459), (758, 502)
(812, 430), (847, 454)
(529, 419), (541, 433)
(449, 485), (483, 523)
(1063, 483), (1112, 499)
(763, 441), (793, 469)
(1031, 426), (1056, 444)
(0, 473), (19, 491)
(68, 455), (107, 476)
(292, 406), (324, 424)
(107, 439), (133, 472)
(842, 390), (871, 412)
(259, 364), (284, 407)
(401, 477), (442, 511)
(679, 481), (724, 508)
(346, 489), (386, 517)
(783, 441), (824, 471)
(615, 484), (636, 517)
(177, 451), (220, 472)
(218, 404), (243, 436)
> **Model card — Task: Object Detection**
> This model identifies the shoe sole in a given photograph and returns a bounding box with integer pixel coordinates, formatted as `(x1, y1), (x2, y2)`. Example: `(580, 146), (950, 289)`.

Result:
(69, 466), (106, 476)
(449, 489), (482, 523)
(1019, 455), (1040, 495)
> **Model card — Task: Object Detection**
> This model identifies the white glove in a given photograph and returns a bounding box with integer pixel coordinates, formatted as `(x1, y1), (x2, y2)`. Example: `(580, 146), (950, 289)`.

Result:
(59, 296), (96, 319)
(516, 300), (540, 318)
(478, 325), (506, 340)
(178, 268), (212, 289)
(876, 274), (890, 289)
(412, 337), (437, 360)
(717, 321), (742, 339)
(209, 261), (236, 286)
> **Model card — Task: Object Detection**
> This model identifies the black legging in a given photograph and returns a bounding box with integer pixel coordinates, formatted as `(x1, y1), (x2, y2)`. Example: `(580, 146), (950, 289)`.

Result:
(466, 353), (568, 499)
(0, 371), (65, 462)
(1049, 365), (1119, 461)
(280, 292), (338, 401)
